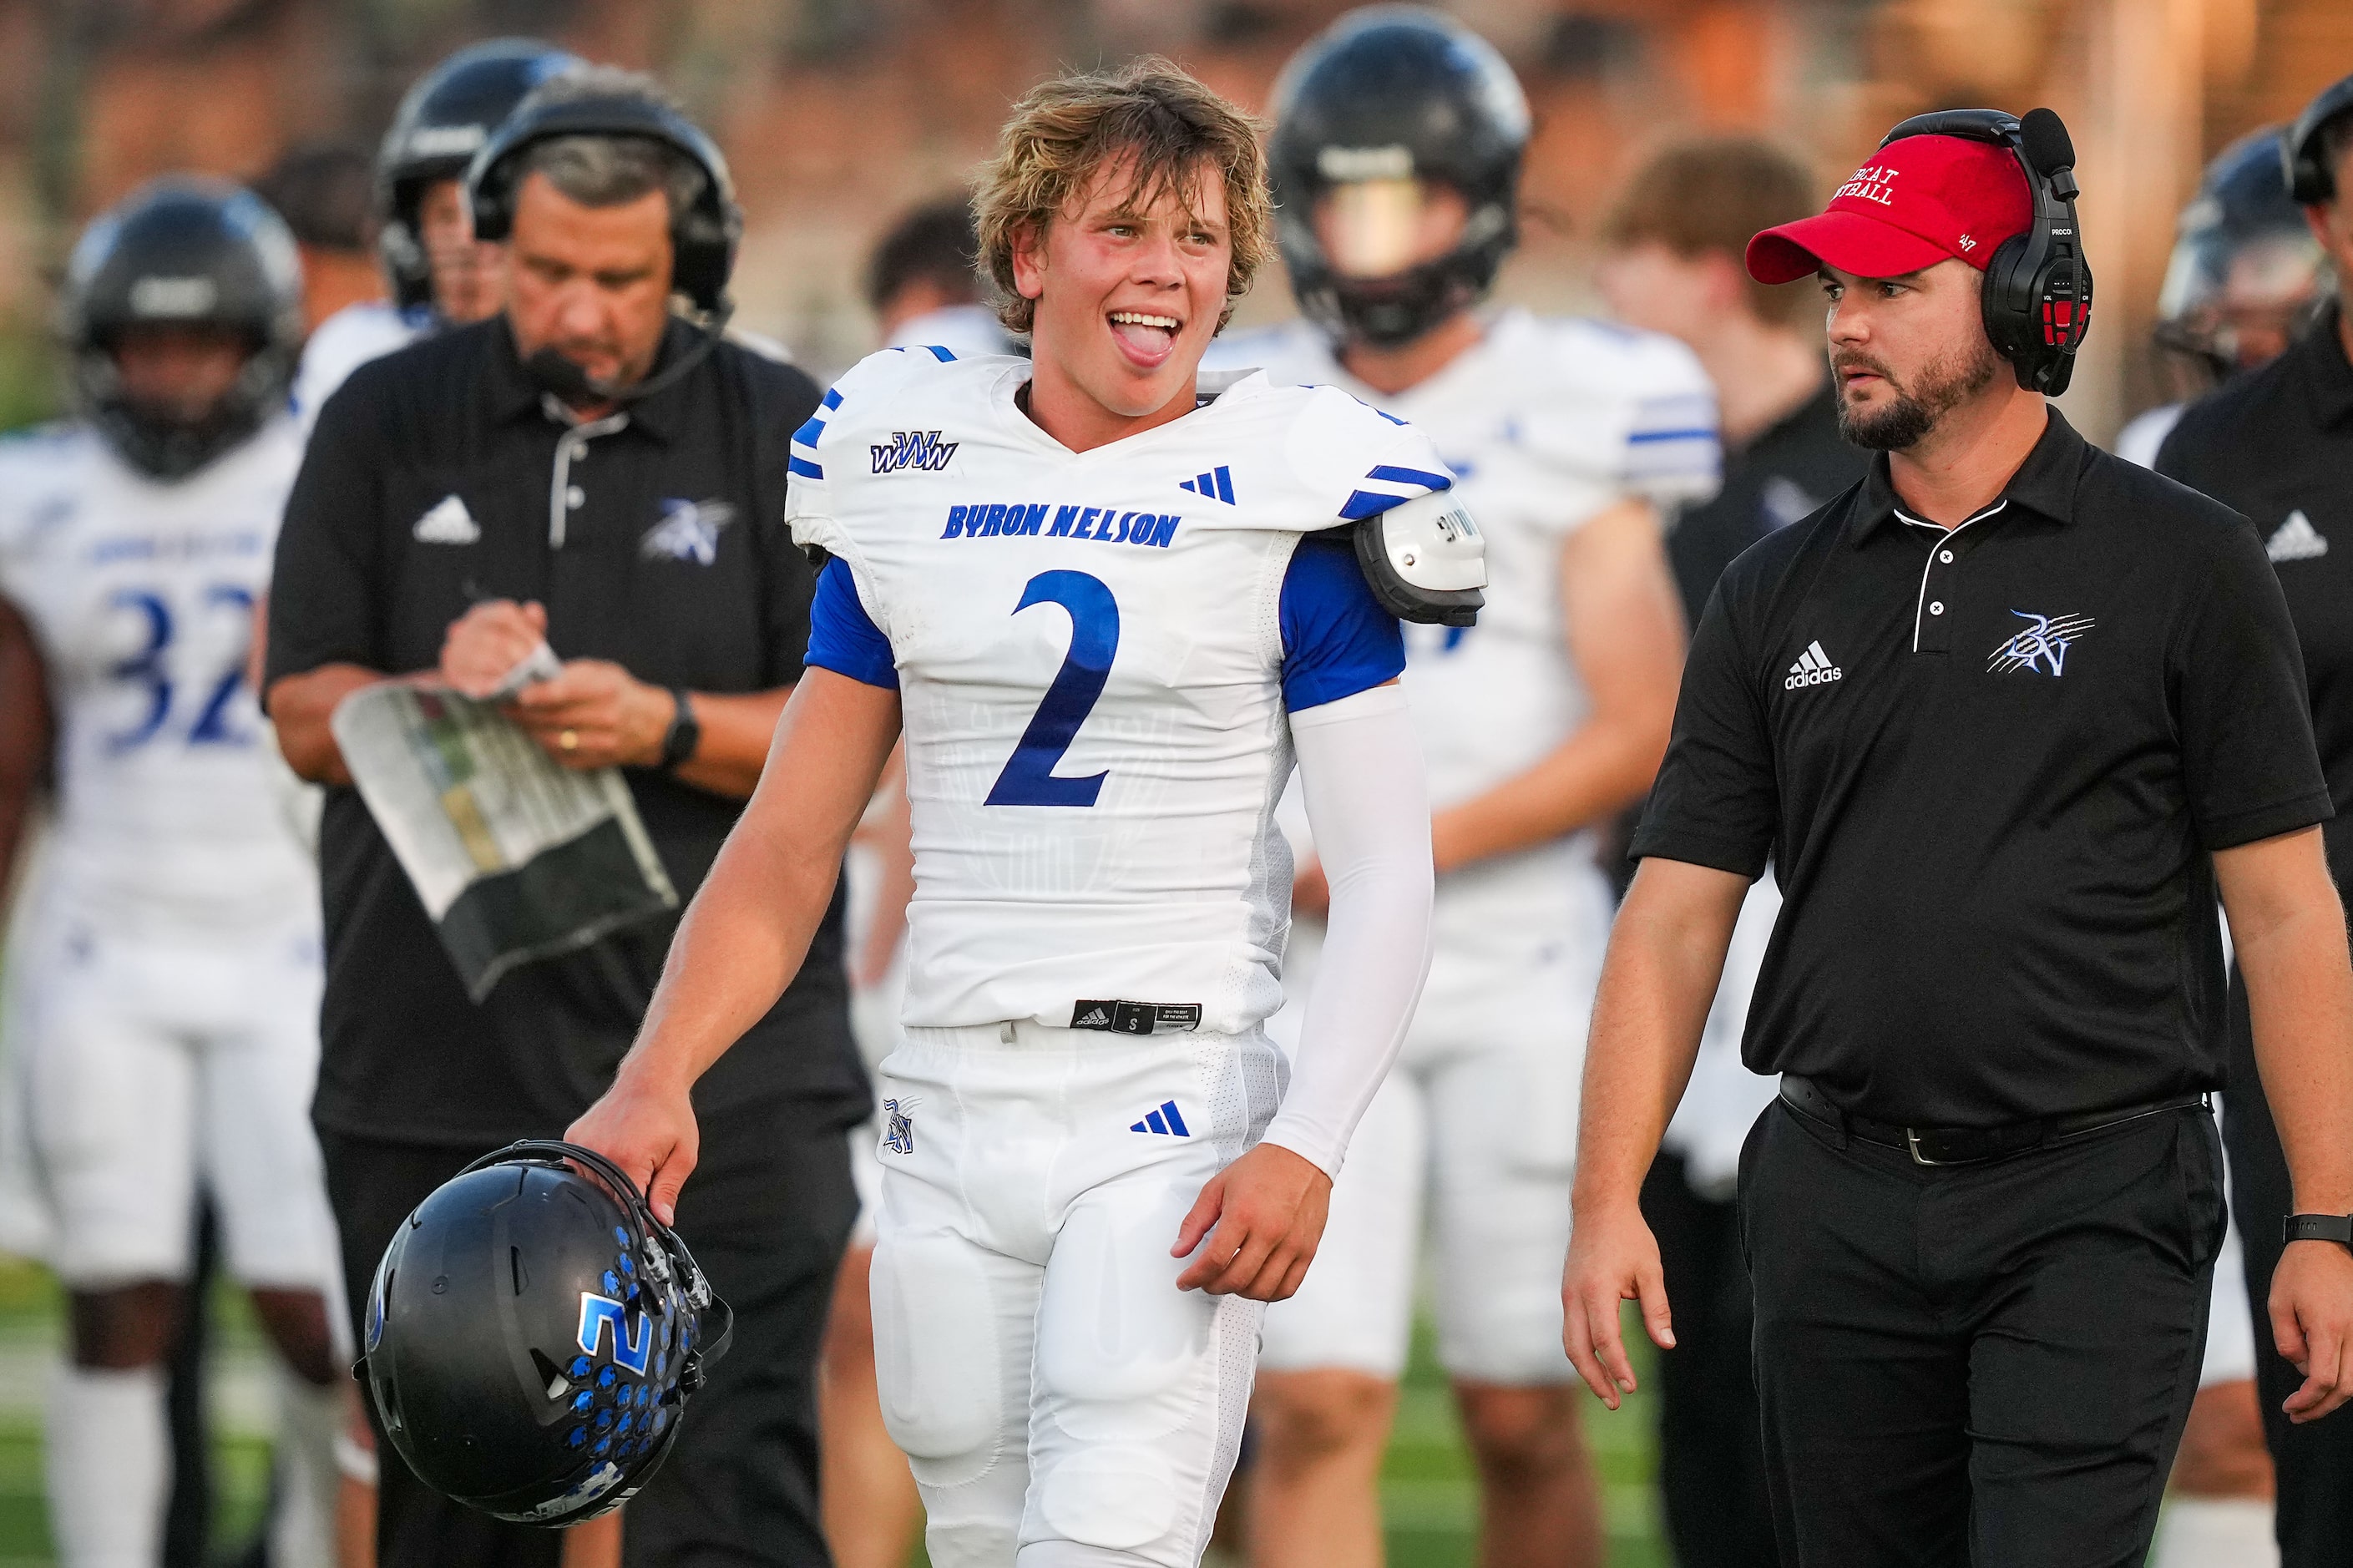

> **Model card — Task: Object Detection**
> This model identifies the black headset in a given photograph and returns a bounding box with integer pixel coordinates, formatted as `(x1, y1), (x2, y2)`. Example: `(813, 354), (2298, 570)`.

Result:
(2285, 74), (2353, 205)
(1878, 108), (2092, 397)
(465, 89), (741, 316)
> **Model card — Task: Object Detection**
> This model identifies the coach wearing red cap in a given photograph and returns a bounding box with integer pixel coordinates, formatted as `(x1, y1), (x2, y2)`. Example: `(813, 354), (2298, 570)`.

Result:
(1563, 111), (2353, 1563)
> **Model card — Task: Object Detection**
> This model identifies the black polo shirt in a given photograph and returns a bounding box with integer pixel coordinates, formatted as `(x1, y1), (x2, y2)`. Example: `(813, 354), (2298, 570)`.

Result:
(267, 316), (863, 1147)
(1633, 407), (2330, 1126)
(1667, 378), (1868, 622)
(2158, 306), (2353, 893)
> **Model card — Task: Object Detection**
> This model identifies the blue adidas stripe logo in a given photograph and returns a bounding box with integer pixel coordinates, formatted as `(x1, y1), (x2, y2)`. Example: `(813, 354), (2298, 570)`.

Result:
(1130, 1100), (1192, 1136)
(1176, 466), (1235, 505)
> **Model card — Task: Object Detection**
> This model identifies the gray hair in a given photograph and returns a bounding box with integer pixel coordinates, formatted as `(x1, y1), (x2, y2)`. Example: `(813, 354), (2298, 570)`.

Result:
(510, 66), (708, 219)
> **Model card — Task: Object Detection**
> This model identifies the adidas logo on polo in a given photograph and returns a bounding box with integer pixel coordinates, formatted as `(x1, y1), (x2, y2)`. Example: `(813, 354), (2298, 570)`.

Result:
(1784, 640), (1843, 690)
(2268, 509), (2329, 563)
(1130, 1100), (1192, 1137)
(412, 494), (479, 545)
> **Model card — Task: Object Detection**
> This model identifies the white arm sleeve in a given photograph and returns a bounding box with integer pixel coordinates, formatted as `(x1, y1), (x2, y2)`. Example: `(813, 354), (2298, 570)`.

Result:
(1261, 681), (1435, 1176)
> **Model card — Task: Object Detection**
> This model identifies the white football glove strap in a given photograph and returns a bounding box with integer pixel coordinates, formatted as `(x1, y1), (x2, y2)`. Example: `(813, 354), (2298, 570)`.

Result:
(1263, 681), (1435, 1177)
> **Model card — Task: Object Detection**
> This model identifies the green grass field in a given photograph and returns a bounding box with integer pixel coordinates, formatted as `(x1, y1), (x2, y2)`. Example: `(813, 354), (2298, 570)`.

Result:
(0, 1257), (1669, 1566)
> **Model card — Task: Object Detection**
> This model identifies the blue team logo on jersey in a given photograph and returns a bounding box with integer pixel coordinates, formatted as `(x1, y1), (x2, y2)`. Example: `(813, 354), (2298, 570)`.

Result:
(640, 499), (734, 566)
(882, 1097), (918, 1156)
(577, 1292), (653, 1375)
(1987, 609), (2095, 676)
(871, 430), (958, 474)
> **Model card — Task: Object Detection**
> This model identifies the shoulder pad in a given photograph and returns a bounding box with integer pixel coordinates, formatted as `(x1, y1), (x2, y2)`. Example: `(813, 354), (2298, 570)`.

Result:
(1354, 489), (1485, 627)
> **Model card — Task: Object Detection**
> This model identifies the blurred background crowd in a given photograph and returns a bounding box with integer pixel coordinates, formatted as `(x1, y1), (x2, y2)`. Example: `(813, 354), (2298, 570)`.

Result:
(0, 0), (2339, 438)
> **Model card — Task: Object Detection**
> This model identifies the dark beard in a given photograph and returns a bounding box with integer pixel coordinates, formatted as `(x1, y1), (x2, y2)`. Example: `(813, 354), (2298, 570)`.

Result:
(1836, 336), (2004, 450)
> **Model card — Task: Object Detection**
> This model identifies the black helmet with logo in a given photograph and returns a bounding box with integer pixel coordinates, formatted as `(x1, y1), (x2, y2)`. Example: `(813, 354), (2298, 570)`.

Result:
(2155, 128), (2330, 382)
(361, 1141), (731, 1525)
(377, 38), (583, 310)
(58, 176), (304, 479)
(1268, 6), (1531, 348)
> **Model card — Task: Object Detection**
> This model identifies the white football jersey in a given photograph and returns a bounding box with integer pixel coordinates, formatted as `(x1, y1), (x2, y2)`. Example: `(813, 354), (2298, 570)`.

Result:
(290, 301), (429, 438)
(1208, 310), (1719, 997)
(0, 420), (317, 936)
(787, 347), (1453, 1035)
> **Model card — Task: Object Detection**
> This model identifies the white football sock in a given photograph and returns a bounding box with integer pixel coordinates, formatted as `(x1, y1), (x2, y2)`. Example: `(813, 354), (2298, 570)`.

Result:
(46, 1363), (169, 1568)
(2151, 1496), (2280, 1568)
(267, 1364), (344, 1568)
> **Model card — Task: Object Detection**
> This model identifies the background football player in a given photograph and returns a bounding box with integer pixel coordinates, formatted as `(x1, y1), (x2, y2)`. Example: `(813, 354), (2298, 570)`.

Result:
(288, 36), (581, 431)
(1206, 12), (1710, 1566)
(570, 56), (1455, 1568)
(0, 180), (343, 1568)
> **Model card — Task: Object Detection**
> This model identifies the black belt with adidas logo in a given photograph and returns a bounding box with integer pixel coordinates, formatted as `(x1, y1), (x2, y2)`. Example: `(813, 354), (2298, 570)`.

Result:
(1070, 1000), (1203, 1035)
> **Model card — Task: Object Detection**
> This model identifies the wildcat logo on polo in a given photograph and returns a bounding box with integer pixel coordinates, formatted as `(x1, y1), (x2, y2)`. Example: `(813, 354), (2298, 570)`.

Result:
(640, 498), (735, 566)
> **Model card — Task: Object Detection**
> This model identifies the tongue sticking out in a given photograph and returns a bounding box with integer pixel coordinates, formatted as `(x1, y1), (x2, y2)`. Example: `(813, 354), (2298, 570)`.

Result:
(1110, 315), (1176, 362)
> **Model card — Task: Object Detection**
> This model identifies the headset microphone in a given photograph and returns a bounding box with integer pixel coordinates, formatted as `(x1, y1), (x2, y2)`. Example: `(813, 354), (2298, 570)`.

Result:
(524, 299), (736, 408)
(2017, 109), (2077, 187)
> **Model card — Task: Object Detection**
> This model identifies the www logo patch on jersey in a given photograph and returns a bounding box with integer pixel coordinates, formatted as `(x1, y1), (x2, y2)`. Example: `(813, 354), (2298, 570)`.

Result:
(871, 430), (958, 474)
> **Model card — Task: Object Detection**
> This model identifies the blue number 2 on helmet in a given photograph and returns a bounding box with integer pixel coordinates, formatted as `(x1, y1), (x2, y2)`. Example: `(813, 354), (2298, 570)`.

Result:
(577, 1293), (652, 1376)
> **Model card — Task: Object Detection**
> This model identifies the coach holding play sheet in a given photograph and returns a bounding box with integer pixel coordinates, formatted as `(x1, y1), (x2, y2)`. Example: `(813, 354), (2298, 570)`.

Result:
(266, 69), (863, 1568)
(1563, 107), (2353, 1565)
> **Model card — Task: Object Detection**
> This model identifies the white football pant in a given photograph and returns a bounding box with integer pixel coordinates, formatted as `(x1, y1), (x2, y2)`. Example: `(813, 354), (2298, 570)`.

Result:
(869, 1023), (1280, 1567)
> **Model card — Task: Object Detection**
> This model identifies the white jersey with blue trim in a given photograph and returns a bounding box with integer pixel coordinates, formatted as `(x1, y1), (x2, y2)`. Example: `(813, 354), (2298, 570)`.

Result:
(0, 419), (316, 936)
(290, 301), (431, 439)
(787, 346), (1452, 1036)
(1208, 309), (1719, 999)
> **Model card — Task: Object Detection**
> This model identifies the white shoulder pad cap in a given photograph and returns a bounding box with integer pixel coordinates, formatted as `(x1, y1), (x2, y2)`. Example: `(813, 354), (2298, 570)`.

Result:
(1354, 490), (1486, 628)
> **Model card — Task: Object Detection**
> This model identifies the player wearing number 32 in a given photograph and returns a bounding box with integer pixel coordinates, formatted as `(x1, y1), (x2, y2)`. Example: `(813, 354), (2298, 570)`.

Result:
(0, 182), (347, 1567)
(569, 60), (1454, 1568)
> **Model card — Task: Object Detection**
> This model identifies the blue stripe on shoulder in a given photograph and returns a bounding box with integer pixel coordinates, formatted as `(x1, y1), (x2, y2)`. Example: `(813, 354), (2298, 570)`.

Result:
(822, 387), (843, 410)
(792, 416), (826, 448)
(1365, 464), (1451, 492)
(1627, 427), (1718, 444)
(923, 344), (955, 362)
(788, 455), (824, 480)
(1340, 489), (1397, 520)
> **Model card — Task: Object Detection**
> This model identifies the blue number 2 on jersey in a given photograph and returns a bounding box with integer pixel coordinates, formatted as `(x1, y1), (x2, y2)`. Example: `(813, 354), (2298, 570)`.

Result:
(986, 570), (1118, 807)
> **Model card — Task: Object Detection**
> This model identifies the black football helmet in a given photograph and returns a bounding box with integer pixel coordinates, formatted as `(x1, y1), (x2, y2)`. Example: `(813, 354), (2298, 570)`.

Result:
(377, 38), (583, 310)
(2154, 128), (2330, 383)
(361, 1142), (731, 1525)
(58, 177), (303, 480)
(1268, 7), (1531, 348)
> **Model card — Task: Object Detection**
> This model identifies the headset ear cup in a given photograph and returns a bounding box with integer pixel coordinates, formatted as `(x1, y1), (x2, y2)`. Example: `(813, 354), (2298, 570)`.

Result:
(1981, 232), (2035, 379)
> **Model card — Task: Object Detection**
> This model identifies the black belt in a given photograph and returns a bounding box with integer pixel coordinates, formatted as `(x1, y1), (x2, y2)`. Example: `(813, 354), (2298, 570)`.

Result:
(1779, 1074), (2209, 1167)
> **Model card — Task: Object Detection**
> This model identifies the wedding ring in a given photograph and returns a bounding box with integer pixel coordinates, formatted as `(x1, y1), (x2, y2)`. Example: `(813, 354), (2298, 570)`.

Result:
(560, 729), (579, 752)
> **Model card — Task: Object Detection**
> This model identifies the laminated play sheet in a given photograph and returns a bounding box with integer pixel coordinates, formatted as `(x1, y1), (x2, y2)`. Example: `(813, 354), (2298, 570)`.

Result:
(331, 684), (679, 1000)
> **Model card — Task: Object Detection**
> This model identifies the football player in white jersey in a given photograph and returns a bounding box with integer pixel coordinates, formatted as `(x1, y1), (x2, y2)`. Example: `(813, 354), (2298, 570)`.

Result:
(289, 38), (582, 435)
(0, 181), (343, 1568)
(570, 59), (1458, 1568)
(1202, 13), (1711, 1566)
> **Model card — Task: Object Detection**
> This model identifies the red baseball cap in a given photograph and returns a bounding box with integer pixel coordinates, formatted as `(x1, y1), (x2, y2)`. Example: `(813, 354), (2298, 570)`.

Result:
(1746, 134), (2032, 284)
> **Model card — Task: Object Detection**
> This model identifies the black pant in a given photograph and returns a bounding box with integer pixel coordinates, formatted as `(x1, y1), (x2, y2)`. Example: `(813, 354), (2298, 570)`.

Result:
(321, 1097), (858, 1568)
(1640, 1150), (1774, 1568)
(1740, 1098), (2223, 1567)
(2226, 974), (2353, 1565)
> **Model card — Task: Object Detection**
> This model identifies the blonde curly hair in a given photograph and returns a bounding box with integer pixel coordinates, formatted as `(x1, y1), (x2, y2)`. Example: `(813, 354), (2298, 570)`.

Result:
(974, 58), (1273, 336)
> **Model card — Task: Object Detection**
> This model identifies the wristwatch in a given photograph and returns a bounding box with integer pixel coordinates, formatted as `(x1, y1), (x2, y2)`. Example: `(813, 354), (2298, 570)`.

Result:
(2283, 1214), (2353, 1247)
(659, 688), (700, 772)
